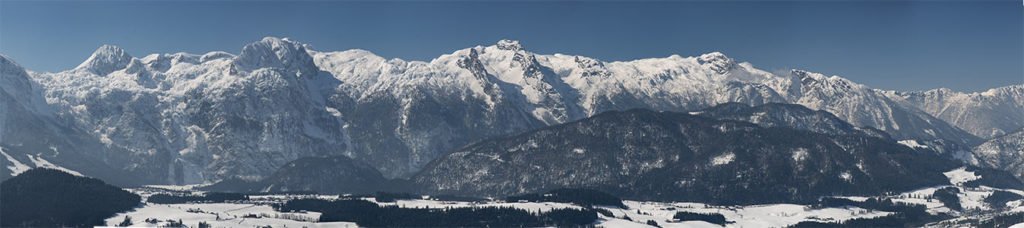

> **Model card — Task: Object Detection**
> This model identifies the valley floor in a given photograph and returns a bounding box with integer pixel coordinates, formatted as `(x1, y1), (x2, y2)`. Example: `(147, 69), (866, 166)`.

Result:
(595, 201), (891, 228)
(101, 187), (972, 228)
(103, 166), (1024, 227)
(104, 197), (892, 228)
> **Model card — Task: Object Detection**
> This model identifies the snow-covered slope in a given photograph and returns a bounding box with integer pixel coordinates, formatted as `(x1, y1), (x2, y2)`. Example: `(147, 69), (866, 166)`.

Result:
(12, 37), (1008, 183)
(888, 85), (1024, 139)
(31, 38), (351, 184)
(0, 55), (145, 185)
(974, 129), (1024, 179)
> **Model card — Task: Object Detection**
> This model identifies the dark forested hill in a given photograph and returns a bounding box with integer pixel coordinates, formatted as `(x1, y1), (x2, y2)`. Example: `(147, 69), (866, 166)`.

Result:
(695, 102), (892, 139)
(0, 168), (140, 227)
(413, 109), (968, 204)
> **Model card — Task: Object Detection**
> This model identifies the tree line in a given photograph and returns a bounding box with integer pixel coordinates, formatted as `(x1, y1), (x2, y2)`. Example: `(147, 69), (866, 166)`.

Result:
(276, 198), (598, 227)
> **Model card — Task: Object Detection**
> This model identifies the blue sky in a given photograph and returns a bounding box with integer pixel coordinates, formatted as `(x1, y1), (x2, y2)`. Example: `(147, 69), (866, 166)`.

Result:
(1, 1), (1020, 92)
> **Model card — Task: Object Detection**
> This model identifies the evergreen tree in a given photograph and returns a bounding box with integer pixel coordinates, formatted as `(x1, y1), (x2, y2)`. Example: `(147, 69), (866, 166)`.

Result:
(117, 216), (132, 227)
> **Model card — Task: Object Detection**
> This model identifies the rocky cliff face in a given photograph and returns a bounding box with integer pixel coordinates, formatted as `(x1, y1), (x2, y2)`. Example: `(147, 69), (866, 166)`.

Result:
(888, 86), (1024, 139)
(29, 38), (351, 184)
(0, 55), (144, 185)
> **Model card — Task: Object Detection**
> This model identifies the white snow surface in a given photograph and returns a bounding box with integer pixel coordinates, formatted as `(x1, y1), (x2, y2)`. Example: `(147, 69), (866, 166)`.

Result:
(104, 203), (354, 228)
(898, 139), (929, 149)
(944, 167), (981, 186)
(711, 152), (735, 166)
(26, 154), (82, 176)
(596, 200), (891, 228)
(144, 184), (210, 192)
(0, 147), (30, 175)
(367, 197), (582, 212)
(0, 147), (81, 177)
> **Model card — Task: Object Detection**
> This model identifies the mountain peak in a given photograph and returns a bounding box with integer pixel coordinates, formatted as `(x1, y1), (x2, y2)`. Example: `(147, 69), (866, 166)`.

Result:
(235, 36), (317, 77)
(496, 39), (523, 51)
(697, 52), (735, 74)
(0, 54), (24, 73)
(75, 45), (134, 75)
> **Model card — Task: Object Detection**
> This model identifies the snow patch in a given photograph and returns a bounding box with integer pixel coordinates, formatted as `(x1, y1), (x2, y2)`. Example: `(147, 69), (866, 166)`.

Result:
(711, 152), (735, 166)
(898, 140), (928, 149)
(944, 167), (981, 186)
(369, 198), (581, 213)
(27, 154), (83, 176)
(145, 184), (210, 192)
(840, 171), (853, 182)
(1, 148), (30, 176)
(791, 148), (809, 163)
(325, 107), (343, 117)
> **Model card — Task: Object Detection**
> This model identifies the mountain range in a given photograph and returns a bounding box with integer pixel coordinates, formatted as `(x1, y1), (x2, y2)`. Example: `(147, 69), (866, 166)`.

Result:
(1, 37), (1022, 186)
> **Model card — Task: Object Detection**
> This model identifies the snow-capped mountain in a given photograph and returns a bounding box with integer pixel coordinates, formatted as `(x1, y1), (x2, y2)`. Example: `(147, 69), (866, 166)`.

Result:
(311, 38), (980, 177)
(30, 38), (352, 184)
(7, 37), (1013, 184)
(0, 55), (145, 185)
(412, 109), (968, 204)
(974, 129), (1024, 179)
(887, 86), (1024, 139)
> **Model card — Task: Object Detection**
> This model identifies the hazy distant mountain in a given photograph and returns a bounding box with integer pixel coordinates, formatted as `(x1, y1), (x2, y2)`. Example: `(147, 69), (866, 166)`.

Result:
(203, 155), (408, 194)
(412, 109), (964, 204)
(3, 37), (1013, 184)
(260, 156), (397, 194)
(887, 86), (1024, 139)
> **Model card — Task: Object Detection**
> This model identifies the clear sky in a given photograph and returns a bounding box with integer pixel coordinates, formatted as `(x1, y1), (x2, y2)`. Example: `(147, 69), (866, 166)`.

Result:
(1, 0), (1020, 92)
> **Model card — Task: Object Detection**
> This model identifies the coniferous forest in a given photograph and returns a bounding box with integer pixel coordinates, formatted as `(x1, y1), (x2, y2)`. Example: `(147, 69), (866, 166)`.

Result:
(0, 169), (140, 227)
(505, 188), (626, 208)
(276, 198), (598, 227)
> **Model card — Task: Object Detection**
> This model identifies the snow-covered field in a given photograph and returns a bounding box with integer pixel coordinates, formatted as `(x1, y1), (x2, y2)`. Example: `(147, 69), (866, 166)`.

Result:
(367, 197), (582, 213)
(944, 167), (981, 186)
(105, 166), (1024, 227)
(104, 203), (355, 228)
(144, 184), (210, 192)
(105, 196), (893, 228)
(594, 201), (891, 228)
